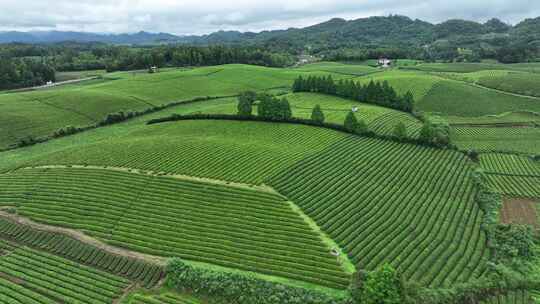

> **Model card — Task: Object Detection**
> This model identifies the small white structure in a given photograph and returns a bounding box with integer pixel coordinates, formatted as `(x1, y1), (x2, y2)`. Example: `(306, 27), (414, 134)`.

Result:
(46, 81), (53, 86)
(378, 58), (392, 68)
(149, 66), (159, 73)
(352, 106), (359, 113)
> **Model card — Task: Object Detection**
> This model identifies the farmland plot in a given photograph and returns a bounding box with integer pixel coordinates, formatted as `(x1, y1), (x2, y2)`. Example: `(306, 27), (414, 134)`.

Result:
(0, 167), (351, 289)
(0, 246), (130, 304)
(268, 135), (488, 287)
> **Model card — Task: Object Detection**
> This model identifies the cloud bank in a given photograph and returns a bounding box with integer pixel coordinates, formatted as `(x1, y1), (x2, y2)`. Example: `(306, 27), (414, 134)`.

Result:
(1, 0), (539, 34)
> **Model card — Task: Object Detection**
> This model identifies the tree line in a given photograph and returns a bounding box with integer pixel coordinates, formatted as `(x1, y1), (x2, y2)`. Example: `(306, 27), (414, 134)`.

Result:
(0, 56), (55, 90)
(292, 75), (414, 113)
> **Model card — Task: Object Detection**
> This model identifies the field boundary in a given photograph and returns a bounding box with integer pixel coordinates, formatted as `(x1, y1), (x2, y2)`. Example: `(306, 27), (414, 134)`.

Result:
(0, 210), (166, 265)
(286, 201), (356, 274)
(16, 165), (283, 195)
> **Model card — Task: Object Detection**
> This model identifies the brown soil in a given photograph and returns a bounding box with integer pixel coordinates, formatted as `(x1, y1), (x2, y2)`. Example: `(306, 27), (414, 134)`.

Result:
(0, 272), (24, 284)
(0, 211), (167, 266)
(500, 197), (539, 229)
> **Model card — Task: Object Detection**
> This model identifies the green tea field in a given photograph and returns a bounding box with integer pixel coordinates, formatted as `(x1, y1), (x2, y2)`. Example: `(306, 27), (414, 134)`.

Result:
(0, 60), (538, 304)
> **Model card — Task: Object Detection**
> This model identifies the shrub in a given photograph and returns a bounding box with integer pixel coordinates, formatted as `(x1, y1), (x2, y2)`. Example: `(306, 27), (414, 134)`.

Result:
(237, 91), (257, 116)
(166, 259), (351, 304)
(344, 112), (359, 132)
(393, 122), (408, 141)
(311, 104), (325, 125)
(360, 264), (403, 304)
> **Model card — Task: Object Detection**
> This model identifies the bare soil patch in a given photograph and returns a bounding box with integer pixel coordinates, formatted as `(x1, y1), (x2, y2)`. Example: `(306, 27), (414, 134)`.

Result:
(500, 197), (539, 229)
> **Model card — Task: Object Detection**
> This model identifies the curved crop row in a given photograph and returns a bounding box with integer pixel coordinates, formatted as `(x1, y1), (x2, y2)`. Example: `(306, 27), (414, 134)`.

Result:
(0, 167), (351, 289)
(451, 127), (540, 155)
(0, 218), (164, 287)
(480, 153), (540, 177)
(0, 246), (130, 304)
(485, 175), (540, 199)
(13, 120), (346, 184)
(268, 135), (488, 287)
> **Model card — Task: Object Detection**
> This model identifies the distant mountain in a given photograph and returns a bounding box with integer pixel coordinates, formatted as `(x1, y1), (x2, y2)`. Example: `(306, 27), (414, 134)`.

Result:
(0, 31), (180, 44)
(1, 15), (539, 50)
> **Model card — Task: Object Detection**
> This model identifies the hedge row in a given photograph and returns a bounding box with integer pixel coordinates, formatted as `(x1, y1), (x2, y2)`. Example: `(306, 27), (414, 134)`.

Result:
(146, 113), (453, 149)
(5, 95), (237, 151)
(166, 258), (352, 304)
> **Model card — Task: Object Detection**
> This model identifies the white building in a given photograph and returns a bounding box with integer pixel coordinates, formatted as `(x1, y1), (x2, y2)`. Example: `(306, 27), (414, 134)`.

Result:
(378, 58), (392, 68)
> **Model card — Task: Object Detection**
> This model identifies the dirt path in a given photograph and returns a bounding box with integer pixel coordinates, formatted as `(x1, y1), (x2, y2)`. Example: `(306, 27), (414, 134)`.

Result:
(0, 211), (167, 266)
(4, 77), (100, 93)
(500, 197), (539, 229)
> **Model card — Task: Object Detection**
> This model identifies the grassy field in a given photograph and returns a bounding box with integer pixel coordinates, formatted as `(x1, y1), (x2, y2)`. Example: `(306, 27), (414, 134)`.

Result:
(0, 64), (354, 150)
(403, 62), (540, 73)
(417, 80), (540, 117)
(268, 135), (488, 287)
(295, 61), (379, 75)
(447, 111), (540, 125)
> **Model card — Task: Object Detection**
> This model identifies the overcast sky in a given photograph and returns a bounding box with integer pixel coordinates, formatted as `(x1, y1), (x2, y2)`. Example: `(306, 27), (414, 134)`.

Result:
(1, 0), (539, 35)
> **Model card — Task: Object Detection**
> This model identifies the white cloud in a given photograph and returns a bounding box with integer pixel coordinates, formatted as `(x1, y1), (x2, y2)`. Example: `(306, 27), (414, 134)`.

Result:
(0, 0), (539, 34)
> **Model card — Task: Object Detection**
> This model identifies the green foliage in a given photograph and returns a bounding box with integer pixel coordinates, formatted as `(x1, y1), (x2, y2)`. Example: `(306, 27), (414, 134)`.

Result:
(355, 118), (369, 135)
(344, 111), (359, 132)
(311, 104), (325, 124)
(236, 91), (256, 116)
(472, 169), (503, 231)
(166, 259), (351, 304)
(491, 225), (537, 263)
(393, 122), (408, 141)
(360, 264), (403, 304)
(257, 95), (293, 120)
(418, 118), (451, 148)
(293, 75), (414, 113)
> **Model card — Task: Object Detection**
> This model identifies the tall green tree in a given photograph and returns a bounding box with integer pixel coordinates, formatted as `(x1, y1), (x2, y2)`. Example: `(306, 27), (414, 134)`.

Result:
(237, 95), (253, 116)
(344, 111), (359, 132)
(311, 104), (325, 124)
(361, 263), (403, 304)
(393, 122), (407, 141)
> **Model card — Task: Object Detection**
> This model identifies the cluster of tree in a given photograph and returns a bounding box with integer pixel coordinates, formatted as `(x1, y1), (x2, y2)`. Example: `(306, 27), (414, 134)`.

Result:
(236, 91), (292, 120)
(292, 75), (414, 113)
(0, 56), (55, 90)
(104, 45), (294, 72)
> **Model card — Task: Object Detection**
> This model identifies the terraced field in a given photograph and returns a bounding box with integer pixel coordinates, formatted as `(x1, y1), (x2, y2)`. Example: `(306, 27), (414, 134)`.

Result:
(0, 64), (351, 150)
(405, 62), (540, 73)
(285, 92), (423, 138)
(0, 167), (351, 289)
(295, 61), (379, 76)
(5, 120), (347, 184)
(481, 153), (540, 177)
(451, 126), (540, 154)
(0, 246), (130, 303)
(0, 218), (164, 287)
(485, 175), (540, 199)
(447, 111), (540, 125)
(268, 135), (488, 287)
(357, 70), (440, 101)
(417, 80), (540, 116)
